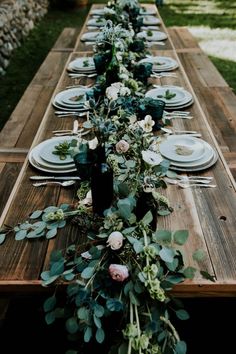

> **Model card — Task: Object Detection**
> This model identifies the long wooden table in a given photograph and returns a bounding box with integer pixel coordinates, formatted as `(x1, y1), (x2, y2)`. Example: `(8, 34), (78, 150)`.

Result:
(0, 4), (236, 297)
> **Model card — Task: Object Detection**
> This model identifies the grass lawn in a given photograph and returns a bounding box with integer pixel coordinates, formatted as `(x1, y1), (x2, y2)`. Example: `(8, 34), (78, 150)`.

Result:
(0, 0), (235, 130)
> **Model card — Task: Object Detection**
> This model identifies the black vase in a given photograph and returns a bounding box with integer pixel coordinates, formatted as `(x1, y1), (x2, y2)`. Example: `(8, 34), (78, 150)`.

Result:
(136, 192), (157, 230)
(91, 146), (113, 216)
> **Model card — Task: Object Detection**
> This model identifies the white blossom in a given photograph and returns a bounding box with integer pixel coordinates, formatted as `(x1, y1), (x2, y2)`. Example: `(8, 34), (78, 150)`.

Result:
(142, 150), (163, 166)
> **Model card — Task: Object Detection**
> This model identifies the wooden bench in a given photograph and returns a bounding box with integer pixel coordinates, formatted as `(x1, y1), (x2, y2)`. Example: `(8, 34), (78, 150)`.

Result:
(168, 26), (236, 179)
(0, 28), (80, 216)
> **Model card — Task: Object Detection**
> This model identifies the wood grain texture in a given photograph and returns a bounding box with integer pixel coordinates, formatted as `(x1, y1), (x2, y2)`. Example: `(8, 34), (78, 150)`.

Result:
(167, 26), (200, 51)
(52, 27), (80, 51)
(0, 5), (236, 296)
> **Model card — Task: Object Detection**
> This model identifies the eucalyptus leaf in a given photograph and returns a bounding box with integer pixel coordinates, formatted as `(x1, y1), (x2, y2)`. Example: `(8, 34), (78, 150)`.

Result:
(66, 317), (79, 334)
(81, 267), (94, 279)
(59, 203), (70, 211)
(50, 260), (64, 276)
(15, 229), (27, 240)
(141, 211), (153, 226)
(46, 228), (58, 239)
(158, 209), (171, 216)
(44, 296), (56, 312)
(93, 314), (102, 328)
(64, 273), (75, 281)
(42, 275), (59, 286)
(106, 299), (123, 312)
(159, 247), (175, 263)
(30, 210), (43, 219)
(45, 311), (55, 325)
(77, 306), (90, 320)
(19, 223), (32, 230)
(44, 206), (58, 213)
(83, 121), (93, 129)
(166, 258), (179, 272)
(94, 304), (104, 318)
(175, 340), (187, 354)
(41, 271), (51, 281)
(173, 230), (189, 245)
(84, 326), (92, 343)
(0, 234), (6, 244)
(129, 291), (140, 306)
(183, 266), (196, 279)
(176, 309), (190, 321)
(50, 250), (63, 262)
(95, 328), (105, 343)
(153, 230), (172, 243)
(133, 241), (143, 254)
(27, 230), (41, 238)
(192, 249), (206, 262)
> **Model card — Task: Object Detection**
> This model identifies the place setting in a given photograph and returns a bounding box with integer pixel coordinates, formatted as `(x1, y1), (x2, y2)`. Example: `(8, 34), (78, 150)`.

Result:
(145, 85), (194, 110)
(80, 31), (100, 42)
(159, 134), (218, 174)
(67, 56), (96, 74)
(52, 87), (91, 113)
(136, 29), (168, 41)
(87, 17), (106, 27)
(140, 15), (161, 25)
(28, 136), (78, 174)
(139, 56), (179, 72)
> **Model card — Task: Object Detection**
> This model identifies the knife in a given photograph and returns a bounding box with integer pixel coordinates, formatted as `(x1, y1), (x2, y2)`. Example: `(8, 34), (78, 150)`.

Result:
(30, 176), (81, 180)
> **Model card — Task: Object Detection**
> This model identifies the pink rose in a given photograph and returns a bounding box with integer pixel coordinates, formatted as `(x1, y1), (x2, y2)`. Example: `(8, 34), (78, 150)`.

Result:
(116, 140), (130, 154)
(109, 264), (129, 282)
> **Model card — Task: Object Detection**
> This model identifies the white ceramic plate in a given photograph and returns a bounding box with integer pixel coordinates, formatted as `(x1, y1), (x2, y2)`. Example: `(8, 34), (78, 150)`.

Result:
(145, 86), (192, 105)
(169, 139), (214, 167)
(81, 32), (100, 42)
(29, 139), (77, 173)
(140, 7), (157, 15)
(159, 135), (206, 162)
(142, 16), (161, 25)
(87, 18), (105, 27)
(68, 57), (95, 72)
(170, 149), (218, 172)
(52, 100), (89, 112)
(59, 88), (87, 106)
(39, 138), (74, 165)
(137, 30), (167, 41)
(90, 9), (105, 15)
(139, 56), (179, 72)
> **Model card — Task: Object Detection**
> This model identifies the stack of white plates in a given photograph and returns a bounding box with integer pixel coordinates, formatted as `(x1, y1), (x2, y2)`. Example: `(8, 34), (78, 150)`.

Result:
(159, 135), (218, 172)
(29, 137), (77, 174)
(137, 30), (167, 41)
(87, 18), (105, 27)
(145, 86), (194, 110)
(140, 7), (157, 15)
(67, 57), (96, 74)
(141, 16), (161, 25)
(81, 31), (100, 42)
(90, 9), (105, 16)
(52, 88), (90, 112)
(139, 56), (179, 72)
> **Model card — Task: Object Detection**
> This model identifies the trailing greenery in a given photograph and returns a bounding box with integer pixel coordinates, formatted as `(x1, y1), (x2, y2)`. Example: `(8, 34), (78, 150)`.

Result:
(0, 0), (235, 130)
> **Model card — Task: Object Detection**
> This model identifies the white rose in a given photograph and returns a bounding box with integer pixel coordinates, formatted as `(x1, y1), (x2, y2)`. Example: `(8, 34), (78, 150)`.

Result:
(106, 86), (119, 101)
(88, 137), (98, 150)
(120, 87), (131, 96)
(107, 231), (124, 250)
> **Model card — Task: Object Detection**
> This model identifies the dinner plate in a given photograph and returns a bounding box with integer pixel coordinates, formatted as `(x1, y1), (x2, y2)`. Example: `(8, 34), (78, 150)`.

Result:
(52, 100), (89, 112)
(142, 16), (161, 25)
(145, 86), (192, 107)
(139, 56), (179, 72)
(159, 136), (206, 162)
(170, 149), (218, 172)
(137, 30), (167, 41)
(39, 139), (74, 165)
(90, 8), (105, 15)
(140, 7), (157, 15)
(29, 139), (77, 173)
(67, 57), (95, 72)
(59, 89), (87, 106)
(169, 139), (214, 167)
(81, 32), (100, 42)
(87, 18), (105, 27)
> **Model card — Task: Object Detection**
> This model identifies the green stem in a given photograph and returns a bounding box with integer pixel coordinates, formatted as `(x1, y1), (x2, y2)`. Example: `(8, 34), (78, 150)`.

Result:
(160, 316), (180, 342)
(127, 302), (133, 354)
(134, 304), (142, 354)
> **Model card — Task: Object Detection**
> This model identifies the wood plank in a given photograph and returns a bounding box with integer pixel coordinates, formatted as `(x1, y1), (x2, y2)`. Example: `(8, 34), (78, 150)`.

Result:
(0, 148), (28, 163)
(52, 27), (80, 51)
(167, 26), (200, 51)
(177, 51), (228, 88)
(0, 162), (23, 216)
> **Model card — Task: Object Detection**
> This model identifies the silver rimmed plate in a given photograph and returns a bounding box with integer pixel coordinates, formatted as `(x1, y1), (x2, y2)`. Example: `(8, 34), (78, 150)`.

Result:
(29, 138), (77, 173)
(67, 57), (95, 72)
(87, 18), (105, 27)
(137, 30), (167, 41)
(145, 86), (192, 106)
(140, 7), (157, 15)
(81, 32), (100, 42)
(39, 138), (74, 165)
(170, 149), (218, 172)
(139, 56), (179, 72)
(159, 135), (206, 162)
(142, 16), (161, 25)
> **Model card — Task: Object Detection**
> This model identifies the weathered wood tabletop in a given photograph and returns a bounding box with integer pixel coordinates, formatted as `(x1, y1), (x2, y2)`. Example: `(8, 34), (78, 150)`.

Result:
(0, 4), (236, 297)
